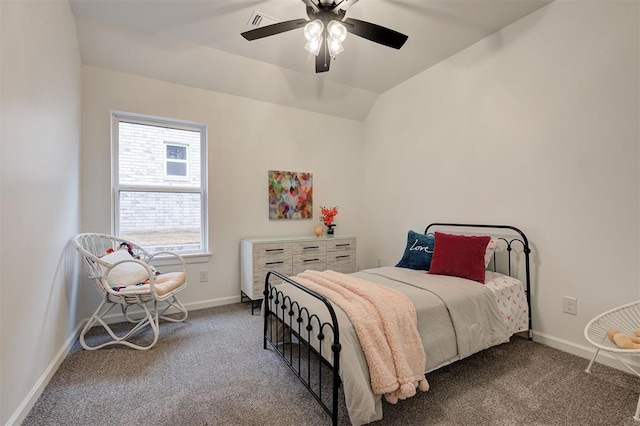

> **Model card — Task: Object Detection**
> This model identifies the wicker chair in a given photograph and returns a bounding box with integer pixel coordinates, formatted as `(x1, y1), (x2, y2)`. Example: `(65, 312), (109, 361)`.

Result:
(584, 300), (640, 421)
(73, 233), (189, 350)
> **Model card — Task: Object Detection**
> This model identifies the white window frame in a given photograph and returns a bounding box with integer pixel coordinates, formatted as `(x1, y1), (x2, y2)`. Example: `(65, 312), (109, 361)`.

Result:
(165, 142), (189, 179)
(111, 111), (209, 260)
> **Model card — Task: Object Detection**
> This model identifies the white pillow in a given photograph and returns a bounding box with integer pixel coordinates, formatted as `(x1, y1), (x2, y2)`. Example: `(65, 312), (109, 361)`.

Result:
(484, 238), (497, 268)
(99, 249), (152, 287)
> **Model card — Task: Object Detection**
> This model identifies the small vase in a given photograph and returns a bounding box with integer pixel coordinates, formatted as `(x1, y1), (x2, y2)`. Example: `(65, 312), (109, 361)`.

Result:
(326, 224), (336, 236)
(313, 225), (323, 237)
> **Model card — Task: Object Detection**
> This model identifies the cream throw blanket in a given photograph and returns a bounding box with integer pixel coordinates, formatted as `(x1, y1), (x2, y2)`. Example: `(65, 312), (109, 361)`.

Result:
(295, 270), (429, 403)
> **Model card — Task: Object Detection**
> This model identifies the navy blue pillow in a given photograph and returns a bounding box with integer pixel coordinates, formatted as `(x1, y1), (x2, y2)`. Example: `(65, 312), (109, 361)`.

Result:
(395, 230), (435, 270)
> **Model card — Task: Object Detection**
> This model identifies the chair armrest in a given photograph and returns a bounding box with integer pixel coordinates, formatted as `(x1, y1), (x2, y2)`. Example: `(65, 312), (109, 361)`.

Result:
(147, 251), (187, 272)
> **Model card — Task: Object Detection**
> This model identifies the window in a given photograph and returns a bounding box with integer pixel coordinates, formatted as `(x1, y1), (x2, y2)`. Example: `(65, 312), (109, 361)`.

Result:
(112, 111), (208, 255)
(165, 144), (188, 177)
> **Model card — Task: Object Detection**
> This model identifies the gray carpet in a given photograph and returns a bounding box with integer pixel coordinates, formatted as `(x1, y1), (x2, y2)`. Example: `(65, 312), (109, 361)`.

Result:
(23, 303), (640, 425)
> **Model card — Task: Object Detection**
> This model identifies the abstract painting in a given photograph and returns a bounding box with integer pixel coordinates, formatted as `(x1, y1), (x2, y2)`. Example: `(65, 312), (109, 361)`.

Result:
(268, 170), (313, 220)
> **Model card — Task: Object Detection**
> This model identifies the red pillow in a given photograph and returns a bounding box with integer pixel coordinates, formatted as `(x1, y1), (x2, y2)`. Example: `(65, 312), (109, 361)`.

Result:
(428, 232), (490, 283)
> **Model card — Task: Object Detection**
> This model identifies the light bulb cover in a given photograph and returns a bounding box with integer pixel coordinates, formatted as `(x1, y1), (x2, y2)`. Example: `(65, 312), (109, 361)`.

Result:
(327, 37), (344, 56)
(304, 20), (324, 41)
(327, 20), (347, 43)
(305, 38), (322, 56)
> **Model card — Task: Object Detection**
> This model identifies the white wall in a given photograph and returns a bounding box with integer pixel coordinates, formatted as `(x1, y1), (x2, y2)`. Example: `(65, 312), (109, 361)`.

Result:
(0, 1), (82, 424)
(81, 66), (364, 310)
(4, 1), (638, 423)
(362, 0), (640, 357)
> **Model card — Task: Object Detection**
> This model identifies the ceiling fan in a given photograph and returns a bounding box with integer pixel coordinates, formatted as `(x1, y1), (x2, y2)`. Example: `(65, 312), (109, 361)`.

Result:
(241, 0), (408, 73)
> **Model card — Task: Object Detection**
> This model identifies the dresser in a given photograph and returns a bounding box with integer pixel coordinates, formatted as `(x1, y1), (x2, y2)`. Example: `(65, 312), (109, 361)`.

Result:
(240, 235), (357, 312)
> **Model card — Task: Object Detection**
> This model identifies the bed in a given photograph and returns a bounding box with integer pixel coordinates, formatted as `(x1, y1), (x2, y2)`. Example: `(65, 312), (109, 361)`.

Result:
(262, 223), (532, 425)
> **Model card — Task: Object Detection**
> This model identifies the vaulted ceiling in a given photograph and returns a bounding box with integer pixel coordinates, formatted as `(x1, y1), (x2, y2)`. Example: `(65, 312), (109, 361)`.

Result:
(70, 0), (553, 120)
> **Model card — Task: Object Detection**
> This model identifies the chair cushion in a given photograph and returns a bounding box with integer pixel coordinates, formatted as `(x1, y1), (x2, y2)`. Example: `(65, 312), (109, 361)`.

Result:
(117, 271), (187, 296)
(153, 272), (187, 296)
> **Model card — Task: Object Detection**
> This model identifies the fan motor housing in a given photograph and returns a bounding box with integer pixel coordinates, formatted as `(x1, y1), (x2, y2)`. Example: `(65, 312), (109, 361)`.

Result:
(306, 5), (346, 24)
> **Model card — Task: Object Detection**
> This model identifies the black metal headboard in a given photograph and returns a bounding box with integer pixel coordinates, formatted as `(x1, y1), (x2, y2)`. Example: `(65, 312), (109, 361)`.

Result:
(425, 223), (532, 339)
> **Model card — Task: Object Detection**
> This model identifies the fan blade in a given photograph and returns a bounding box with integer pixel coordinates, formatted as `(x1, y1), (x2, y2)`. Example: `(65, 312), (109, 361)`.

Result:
(343, 18), (408, 49)
(241, 18), (308, 41)
(315, 38), (331, 73)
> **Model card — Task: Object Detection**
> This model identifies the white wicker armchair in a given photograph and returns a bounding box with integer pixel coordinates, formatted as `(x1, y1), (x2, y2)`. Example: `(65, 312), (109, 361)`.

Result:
(584, 300), (640, 421)
(73, 233), (189, 350)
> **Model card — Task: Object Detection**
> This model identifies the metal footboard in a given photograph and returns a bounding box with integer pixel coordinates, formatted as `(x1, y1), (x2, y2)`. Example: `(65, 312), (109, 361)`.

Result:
(263, 271), (342, 425)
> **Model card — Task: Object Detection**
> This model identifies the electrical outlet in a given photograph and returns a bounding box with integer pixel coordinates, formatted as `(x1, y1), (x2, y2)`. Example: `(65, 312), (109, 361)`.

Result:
(562, 296), (577, 315)
(377, 257), (382, 267)
(199, 270), (208, 283)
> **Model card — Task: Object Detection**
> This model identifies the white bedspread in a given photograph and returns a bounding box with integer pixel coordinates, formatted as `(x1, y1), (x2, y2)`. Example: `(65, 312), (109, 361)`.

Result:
(271, 266), (522, 425)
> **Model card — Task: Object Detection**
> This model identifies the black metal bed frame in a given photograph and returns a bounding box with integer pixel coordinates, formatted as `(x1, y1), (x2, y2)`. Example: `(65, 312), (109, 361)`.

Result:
(263, 223), (532, 425)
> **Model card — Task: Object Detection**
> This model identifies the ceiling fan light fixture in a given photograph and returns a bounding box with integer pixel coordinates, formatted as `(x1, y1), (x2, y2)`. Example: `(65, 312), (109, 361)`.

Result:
(327, 37), (344, 56)
(241, 0), (408, 73)
(305, 38), (322, 56)
(303, 19), (324, 41)
(327, 20), (347, 43)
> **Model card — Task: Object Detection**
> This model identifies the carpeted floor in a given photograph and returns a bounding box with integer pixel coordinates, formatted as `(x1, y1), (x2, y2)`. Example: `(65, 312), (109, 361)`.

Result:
(23, 303), (639, 425)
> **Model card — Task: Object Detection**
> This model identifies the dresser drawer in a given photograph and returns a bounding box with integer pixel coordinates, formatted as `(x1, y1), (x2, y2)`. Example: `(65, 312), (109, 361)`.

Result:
(327, 250), (356, 274)
(253, 259), (293, 299)
(292, 240), (326, 256)
(254, 257), (293, 281)
(292, 254), (326, 275)
(253, 243), (292, 262)
(327, 238), (356, 252)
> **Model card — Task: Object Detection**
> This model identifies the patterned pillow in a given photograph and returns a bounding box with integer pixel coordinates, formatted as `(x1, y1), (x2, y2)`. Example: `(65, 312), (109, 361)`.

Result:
(485, 238), (497, 268)
(395, 230), (435, 271)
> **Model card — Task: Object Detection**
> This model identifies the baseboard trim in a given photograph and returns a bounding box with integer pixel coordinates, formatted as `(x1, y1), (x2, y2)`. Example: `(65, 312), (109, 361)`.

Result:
(7, 295), (241, 425)
(6, 321), (84, 426)
(183, 295), (242, 312)
(98, 295), (242, 324)
(532, 330), (640, 372)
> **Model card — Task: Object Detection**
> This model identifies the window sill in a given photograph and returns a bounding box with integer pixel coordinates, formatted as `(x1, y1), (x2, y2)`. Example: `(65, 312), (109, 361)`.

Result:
(151, 252), (212, 267)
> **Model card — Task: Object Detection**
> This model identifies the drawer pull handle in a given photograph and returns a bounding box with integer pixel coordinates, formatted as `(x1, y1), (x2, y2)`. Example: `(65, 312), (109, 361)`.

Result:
(336, 255), (350, 259)
(265, 261), (284, 265)
(304, 258), (320, 262)
(266, 249), (284, 252)
(335, 244), (350, 247)
(303, 246), (320, 250)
